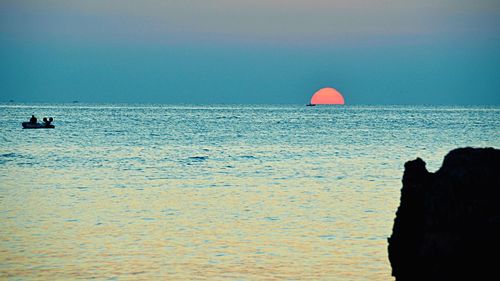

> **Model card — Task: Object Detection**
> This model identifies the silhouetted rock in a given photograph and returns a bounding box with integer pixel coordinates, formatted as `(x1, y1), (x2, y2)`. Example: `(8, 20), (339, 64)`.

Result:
(388, 147), (500, 281)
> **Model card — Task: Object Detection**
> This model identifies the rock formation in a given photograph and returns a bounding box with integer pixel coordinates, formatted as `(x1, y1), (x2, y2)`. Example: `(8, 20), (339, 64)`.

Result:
(388, 147), (500, 281)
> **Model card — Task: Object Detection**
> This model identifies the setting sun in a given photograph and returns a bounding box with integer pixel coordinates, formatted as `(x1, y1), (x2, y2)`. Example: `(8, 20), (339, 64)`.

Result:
(310, 87), (345, 105)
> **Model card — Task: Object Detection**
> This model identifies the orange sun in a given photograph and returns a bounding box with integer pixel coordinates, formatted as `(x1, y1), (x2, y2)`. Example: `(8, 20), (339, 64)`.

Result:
(310, 87), (345, 105)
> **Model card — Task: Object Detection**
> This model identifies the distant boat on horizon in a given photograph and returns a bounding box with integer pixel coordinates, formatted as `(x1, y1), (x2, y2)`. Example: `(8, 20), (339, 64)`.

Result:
(22, 122), (55, 129)
(306, 103), (316, 106)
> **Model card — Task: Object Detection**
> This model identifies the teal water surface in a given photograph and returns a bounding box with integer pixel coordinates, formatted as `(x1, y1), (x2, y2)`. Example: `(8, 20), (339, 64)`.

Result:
(1, 104), (499, 280)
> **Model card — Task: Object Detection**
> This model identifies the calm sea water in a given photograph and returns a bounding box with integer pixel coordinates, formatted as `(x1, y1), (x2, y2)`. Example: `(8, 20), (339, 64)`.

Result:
(1, 104), (499, 280)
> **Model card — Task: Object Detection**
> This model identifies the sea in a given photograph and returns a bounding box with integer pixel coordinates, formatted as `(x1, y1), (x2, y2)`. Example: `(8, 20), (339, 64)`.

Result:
(1, 103), (499, 280)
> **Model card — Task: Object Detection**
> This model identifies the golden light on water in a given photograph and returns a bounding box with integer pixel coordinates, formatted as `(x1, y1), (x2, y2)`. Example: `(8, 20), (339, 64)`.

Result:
(2, 104), (495, 280)
(1, 153), (395, 280)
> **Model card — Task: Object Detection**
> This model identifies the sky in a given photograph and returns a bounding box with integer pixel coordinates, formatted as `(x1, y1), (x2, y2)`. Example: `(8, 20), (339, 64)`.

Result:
(1, 0), (499, 104)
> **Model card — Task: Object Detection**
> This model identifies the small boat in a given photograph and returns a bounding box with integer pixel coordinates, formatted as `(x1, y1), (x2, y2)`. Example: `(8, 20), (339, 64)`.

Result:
(306, 103), (316, 106)
(22, 122), (55, 129)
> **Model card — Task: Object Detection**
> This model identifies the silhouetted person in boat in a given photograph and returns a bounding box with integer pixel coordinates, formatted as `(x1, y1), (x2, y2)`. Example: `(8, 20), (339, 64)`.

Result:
(30, 115), (37, 124)
(43, 117), (53, 127)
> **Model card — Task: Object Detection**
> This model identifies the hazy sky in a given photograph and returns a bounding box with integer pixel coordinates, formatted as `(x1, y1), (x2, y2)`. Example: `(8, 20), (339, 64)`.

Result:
(1, 0), (499, 104)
